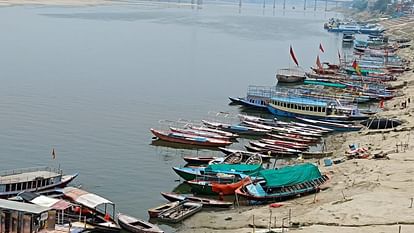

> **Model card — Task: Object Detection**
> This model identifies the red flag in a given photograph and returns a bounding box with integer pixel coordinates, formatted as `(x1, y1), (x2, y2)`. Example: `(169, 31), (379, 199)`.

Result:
(319, 43), (325, 53)
(290, 46), (299, 66)
(316, 55), (323, 70)
(51, 148), (56, 160)
(352, 60), (362, 76)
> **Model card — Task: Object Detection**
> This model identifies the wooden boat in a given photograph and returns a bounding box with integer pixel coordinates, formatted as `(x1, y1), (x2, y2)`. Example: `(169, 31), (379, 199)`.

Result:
(244, 145), (296, 157)
(150, 128), (232, 147)
(222, 152), (243, 164)
(157, 201), (202, 223)
(342, 32), (355, 43)
(186, 177), (251, 195)
(148, 201), (180, 218)
(218, 147), (272, 161)
(296, 117), (363, 132)
(276, 68), (306, 83)
(235, 163), (330, 202)
(172, 164), (258, 182)
(238, 114), (278, 125)
(183, 156), (218, 165)
(188, 125), (239, 138)
(301, 151), (334, 159)
(259, 139), (309, 150)
(202, 120), (269, 136)
(360, 118), (402, 129)
(0, 167), (78, 198)
(160, 192), (233, 208)
(117, 213), (164, 233)
(266, 133), (314, 144)
(249, 141), (303, 154)
(170, 127), (231, 140)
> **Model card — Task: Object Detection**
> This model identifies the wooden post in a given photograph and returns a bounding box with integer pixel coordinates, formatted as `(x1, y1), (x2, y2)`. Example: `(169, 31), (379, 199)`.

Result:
(269, 209), (272, 230)
(399, 225), (402, 233)
(410, 198), (413, 208)
(263, 0), (266, 8)
(253, 215), (255, 233)
(314, 0), (317, 11)
(288, 209), (291, 226)
(304, 0), (307, 10)
(313, 192), (317, 203)
(273, 0), (276, 8)
(325, 0), (327, 11)
(342, 190), (346, 200)
(283, 0), (286, 10)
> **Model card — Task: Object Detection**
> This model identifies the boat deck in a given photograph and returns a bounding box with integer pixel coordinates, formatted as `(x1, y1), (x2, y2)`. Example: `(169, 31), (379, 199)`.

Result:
(0, 170), (60, 184)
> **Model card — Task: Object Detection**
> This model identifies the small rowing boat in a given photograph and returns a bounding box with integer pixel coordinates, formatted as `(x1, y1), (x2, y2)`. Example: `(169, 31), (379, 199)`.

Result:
(117, 213), (164, 233)
(157, 201), (202, 223)
(160, 192), (233, 208)
(150, 129), (232, 147)
(148, 201), (180, 218)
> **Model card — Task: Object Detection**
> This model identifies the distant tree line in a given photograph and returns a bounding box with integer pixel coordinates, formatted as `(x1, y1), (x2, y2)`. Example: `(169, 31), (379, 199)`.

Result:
(352, 0), (394, 13)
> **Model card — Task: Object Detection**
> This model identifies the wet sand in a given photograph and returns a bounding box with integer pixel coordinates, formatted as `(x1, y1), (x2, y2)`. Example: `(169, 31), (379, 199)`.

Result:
(178, 16), (414, 233)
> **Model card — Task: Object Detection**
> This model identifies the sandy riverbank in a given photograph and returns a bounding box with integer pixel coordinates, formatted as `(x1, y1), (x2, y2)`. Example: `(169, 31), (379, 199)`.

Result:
(178, 16), (414, 233)
(0, 0), (109, 6)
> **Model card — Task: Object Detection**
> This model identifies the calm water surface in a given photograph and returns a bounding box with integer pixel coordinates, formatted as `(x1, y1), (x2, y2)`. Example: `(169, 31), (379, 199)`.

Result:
(0, 2), (341, 231)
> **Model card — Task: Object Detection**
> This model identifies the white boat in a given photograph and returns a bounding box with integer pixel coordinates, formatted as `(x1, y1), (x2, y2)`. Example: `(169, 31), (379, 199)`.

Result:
(276, 68), (306, 83)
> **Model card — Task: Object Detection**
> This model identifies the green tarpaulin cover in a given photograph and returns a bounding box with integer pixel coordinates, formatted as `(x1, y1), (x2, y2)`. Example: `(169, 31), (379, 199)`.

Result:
(205, 164), (263, 175)
(259, 163), (322, 187)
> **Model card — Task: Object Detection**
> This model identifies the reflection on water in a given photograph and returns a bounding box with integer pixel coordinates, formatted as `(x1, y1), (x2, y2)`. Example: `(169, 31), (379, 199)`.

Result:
(0, 3), (341, 231)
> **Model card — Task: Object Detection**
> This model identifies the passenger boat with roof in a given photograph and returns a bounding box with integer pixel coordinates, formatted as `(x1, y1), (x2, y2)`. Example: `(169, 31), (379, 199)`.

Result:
(61, 187), (121, 233)
(0, 167), (78, 198)
(229, 86), (276, 110)
(267, 96), (368, 121)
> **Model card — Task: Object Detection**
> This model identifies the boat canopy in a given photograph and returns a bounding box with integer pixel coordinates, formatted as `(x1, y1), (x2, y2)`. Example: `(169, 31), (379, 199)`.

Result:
(259, 163), (322, 187)
(63, 187), (113, 209)
(205, 164), (262, 175)
(18, 191), (72, 210)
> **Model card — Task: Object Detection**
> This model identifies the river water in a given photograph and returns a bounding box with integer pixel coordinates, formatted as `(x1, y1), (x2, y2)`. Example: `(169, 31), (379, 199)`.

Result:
(0, 1), (341, 231)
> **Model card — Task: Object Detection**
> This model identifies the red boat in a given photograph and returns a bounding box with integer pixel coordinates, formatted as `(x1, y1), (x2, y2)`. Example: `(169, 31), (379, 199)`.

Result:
(150, 129), (232, 147)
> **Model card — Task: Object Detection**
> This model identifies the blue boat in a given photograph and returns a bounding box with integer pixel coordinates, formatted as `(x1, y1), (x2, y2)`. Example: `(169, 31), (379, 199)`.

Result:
(267, 96), (368, 121)
(229, 86), (276, 110)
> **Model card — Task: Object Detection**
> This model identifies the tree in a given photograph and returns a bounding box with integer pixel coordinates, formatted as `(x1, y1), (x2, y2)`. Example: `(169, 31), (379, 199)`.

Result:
(352, 0), (368, 11)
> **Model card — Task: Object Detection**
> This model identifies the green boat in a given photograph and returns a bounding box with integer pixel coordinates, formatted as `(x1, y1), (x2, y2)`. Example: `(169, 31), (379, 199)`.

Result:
(172, 164), (263, 181)
(304, 80), (347, 88)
